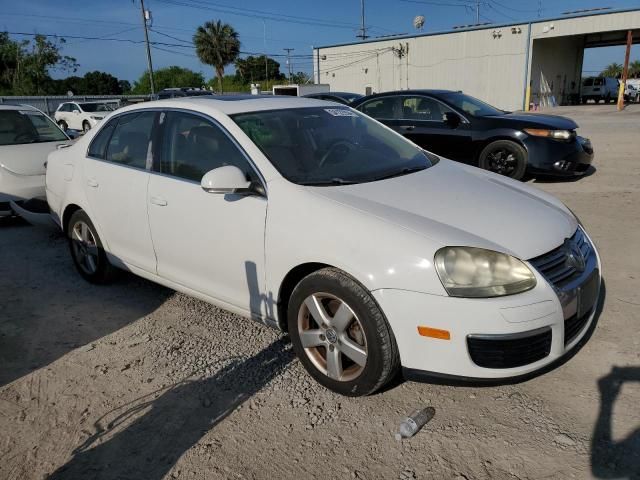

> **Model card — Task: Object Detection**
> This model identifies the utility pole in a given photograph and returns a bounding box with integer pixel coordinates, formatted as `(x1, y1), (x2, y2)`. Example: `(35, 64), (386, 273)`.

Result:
(617, 30), (633, 111)
(263, 20), (268, 89)
(357, 0), (368, 40)
(284, 48), (294, 82)
(140, 0), (155, 94)
(475, 0), (480, 24)
(537, 0), (542, 18)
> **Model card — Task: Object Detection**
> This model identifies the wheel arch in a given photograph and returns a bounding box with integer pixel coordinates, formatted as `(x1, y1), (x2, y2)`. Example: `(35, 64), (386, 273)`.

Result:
(474, 134), (528, 164)
(62, 203), (83, 234)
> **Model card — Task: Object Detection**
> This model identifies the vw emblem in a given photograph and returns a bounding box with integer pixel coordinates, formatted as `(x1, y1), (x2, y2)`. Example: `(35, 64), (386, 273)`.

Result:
(564, 239), (586, 273)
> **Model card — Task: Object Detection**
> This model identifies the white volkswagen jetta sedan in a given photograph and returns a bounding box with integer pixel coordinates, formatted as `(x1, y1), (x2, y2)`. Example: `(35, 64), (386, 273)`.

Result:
(45, 96), (601, 396)
(1, 104), (70, 217)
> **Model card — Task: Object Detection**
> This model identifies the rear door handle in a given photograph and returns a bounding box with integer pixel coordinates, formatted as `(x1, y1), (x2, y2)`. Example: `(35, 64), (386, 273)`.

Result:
(400, 125), (415, 131)
(87, 178), (99, 188)
(150, 196), (168, 207)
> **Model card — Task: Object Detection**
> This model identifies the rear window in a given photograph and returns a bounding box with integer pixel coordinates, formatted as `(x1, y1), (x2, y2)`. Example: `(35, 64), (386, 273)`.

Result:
(583, 78), (594, 87)
(0, 110), (67, 146)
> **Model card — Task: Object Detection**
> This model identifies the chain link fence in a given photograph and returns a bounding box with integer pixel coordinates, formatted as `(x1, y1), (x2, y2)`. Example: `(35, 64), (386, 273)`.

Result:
(0, 95), (153, 116)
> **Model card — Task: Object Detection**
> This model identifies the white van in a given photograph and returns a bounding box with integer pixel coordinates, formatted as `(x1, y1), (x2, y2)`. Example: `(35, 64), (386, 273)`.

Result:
(581, 77), (619, 103)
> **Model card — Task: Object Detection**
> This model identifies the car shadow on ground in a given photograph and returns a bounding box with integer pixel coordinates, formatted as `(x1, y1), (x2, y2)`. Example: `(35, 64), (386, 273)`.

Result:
(591, 366), (640, 479)
(0, 224), (172, 388)
(47, 337), (294, 480)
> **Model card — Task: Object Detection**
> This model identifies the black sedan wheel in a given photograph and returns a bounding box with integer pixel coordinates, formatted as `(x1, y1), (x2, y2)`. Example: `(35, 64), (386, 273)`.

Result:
(479, 140), (527, 180)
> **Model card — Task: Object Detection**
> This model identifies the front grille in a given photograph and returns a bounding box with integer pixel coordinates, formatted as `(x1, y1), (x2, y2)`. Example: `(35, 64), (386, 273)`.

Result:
(467, 328), (552, 369)
(564, 308), (593, 346)
(528, 228), (591, 289)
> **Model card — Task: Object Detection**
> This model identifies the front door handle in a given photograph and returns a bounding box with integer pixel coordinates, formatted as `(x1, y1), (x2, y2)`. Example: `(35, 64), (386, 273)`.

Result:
(150, 196), (168, 207)
(400, 125), (415, 131)
(87, 178), (99, 188)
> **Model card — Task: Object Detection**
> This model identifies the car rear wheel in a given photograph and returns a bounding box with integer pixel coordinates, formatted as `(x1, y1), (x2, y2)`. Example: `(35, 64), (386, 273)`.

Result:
(479, 140), (527, 180)
(288, 267), (400, 396)
(67, 210), (118, 284)
(57, 120), (68, 131)
(82, 121), (91, 133)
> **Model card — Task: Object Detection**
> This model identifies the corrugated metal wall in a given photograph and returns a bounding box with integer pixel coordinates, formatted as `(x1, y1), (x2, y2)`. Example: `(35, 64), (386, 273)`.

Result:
(315, 26), (529, 111)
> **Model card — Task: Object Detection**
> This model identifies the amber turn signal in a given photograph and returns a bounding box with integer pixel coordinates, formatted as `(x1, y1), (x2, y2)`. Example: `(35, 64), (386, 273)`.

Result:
(417, 326), (451, 340)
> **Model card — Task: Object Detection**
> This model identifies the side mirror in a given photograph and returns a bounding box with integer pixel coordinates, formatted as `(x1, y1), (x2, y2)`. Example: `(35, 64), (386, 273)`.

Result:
(65, 129), (80, 139)
(73, 110), (80, 115)
(201, 165), (261, 196)
(444, 111), (462, 129)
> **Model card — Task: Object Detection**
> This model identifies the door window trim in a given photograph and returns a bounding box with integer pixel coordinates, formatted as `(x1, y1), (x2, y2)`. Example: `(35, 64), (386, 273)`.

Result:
(358, 94), (470, 124)
(151, 107), (267, 194)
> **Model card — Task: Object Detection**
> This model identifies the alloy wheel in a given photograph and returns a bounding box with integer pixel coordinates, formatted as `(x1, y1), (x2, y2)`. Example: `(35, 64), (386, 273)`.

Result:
(487, 148), (517, 176)
(71, 221), (99, 275)
(297, 293), (368, 382)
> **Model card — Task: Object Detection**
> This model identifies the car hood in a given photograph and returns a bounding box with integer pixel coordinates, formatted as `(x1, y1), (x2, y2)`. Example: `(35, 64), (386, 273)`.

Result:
(310, 160), (577, 260)
(1, 141), (69, 176)
(490, 112), (578, 130)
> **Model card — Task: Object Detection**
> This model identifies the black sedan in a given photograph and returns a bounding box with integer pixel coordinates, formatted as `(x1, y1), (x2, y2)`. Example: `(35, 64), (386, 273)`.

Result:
(350, 90), (594, 180)
(303, 91), (363, 105)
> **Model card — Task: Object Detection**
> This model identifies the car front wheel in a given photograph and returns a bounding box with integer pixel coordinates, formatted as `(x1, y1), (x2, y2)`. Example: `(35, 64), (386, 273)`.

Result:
(82, 121), (91, 133)
(67, 210), (118, 284)
(478, 140), (527, 180)
(288, 267), (400, 396)
(57, 120), (68, 131)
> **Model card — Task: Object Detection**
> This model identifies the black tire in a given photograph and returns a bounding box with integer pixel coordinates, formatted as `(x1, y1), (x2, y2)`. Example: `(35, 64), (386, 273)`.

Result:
(605, 94), (612, 104)
(478, 140), (527, 180)
(58, 120), (68, 131)
(82, 121), (91, 133)
(288, 267), (400, 396)
(67, 210), (118, 284)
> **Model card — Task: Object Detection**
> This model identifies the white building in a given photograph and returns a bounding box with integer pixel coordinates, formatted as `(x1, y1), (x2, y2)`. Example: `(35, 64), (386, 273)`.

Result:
(313, 8), (640, 111)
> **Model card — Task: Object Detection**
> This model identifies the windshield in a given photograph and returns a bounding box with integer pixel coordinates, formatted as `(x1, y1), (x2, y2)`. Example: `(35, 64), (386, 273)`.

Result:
(439, 92), (504, 117)
(232, 107), (436, 185)
(79, 103), (117, 112)
(0, 110), (67, 146)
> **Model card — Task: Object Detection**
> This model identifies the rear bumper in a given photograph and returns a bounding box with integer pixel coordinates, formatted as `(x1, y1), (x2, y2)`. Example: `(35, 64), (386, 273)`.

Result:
(525, 136), (594, 176)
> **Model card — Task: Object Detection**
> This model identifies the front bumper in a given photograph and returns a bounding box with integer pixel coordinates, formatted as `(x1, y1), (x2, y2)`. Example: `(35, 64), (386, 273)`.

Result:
(525, 135), (594, 176)
(373, 228), (601, 380)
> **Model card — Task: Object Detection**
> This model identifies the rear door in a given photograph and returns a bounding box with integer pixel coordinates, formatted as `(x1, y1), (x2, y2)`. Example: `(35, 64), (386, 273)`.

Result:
(83, 111), (157, 272)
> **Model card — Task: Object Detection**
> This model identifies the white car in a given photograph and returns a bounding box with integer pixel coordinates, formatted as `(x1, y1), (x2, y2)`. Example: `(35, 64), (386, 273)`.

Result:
(45, 97), (602, 396)
(0, 104), (70, 217)
(54, 101), (117, 133)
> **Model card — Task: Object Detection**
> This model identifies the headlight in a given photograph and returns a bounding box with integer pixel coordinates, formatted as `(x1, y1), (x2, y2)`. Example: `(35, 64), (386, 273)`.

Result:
(90, 116), (103, 120)
(434, 247), (536, 298)
(524, 128), (573, 140)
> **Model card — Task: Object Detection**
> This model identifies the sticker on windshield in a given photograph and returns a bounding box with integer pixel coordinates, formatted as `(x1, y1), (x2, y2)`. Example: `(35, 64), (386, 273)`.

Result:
(324, 108), (358, 117)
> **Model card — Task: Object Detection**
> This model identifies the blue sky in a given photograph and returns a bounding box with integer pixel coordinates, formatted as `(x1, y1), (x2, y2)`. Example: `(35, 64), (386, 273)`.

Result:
(1, 0), (638, 83)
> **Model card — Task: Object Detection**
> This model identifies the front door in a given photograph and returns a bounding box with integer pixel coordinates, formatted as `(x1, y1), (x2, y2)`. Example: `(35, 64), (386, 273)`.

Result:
(389, 96), (474, 162)
(147, 111), (267, 317)
(83, 111), (157, 272)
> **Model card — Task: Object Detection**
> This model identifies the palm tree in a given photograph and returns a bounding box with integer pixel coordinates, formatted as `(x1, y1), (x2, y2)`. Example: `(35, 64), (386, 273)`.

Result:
(629, 60), (640, 79)
(600, 62), (622, 78)
(194, 20), (240, 93)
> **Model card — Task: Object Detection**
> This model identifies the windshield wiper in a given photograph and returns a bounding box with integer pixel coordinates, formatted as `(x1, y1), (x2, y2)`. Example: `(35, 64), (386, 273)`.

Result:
(372, 165), (427, 181)
(299, 178), (357, 186)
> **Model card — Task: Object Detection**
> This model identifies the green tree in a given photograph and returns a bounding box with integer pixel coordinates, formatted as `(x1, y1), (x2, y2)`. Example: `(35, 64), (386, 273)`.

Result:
(193, 20), (240, 93)
(234, 55), (284, 84)
(629, 60), (640, 79)
(290, 71), (311, 85)
(600, 62), (622, 78)
(0, 32), (77, 95)
(131, 66), (205, 94)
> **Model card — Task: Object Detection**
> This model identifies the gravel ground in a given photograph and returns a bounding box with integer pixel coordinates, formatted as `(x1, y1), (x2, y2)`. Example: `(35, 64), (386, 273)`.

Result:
(1, 104), (639, 480)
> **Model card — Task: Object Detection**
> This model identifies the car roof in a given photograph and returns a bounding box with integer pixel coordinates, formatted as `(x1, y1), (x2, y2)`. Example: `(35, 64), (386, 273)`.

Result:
(0, 103), (40, 111)
(114, 95), (343, 116)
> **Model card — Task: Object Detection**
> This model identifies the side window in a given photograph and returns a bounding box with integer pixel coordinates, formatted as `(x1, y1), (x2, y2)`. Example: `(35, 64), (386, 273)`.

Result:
(106, 111), (156, 169)
(88, 119), (118, 159)
(357, 97), (398, 119)
(159, 111), (256, 183)
(400, 96), (451, 121)
(72, 104), (80, 112)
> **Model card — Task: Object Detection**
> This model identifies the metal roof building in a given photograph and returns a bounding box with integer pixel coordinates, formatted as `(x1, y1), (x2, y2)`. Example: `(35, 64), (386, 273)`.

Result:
(313, 8), (640, 111)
